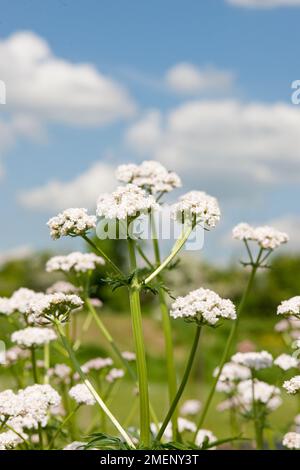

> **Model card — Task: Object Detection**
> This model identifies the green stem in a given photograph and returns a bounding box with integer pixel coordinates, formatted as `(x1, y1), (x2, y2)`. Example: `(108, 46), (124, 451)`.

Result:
(144, 222), (194, 285)
(44, 343), (50, 384)
(127, 238), (150, 447)
(151, 216), (178, 439)
(82, 234), (123, 276)
(156, 325), (201, 442)
(194, 257), (260, 436)
(48, 405), (81, 449)
(251, 373), (263, 450)
(31, 347), (44, 449)
(55, 321), (135, 448)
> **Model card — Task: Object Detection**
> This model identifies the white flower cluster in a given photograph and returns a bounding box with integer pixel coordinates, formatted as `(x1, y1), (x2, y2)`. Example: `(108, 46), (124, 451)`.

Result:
(97, 184), (159, 220)
(170, 288), (236, 326)
(232, 223), (289, 250)
(11, 327), (57, 348)
(69, 384), (96, 406)
(121, 351), (136, 362)
(274, 354), (298, 371)
(106, 368), (125, 383)
(282, 432), (300, 450)
(283, 376), (300, 395)
(0, 288), (42, 316)
(215, 362), (251, 393)
(24, 292), (83, 324)
(47, 208), (96, 240)
(180, 399), (202, 416)
(116, 160), (181, 194)
(151, 417), (196, 442)
(0, 430), (25, 450)
(0, 385), (61, 430)
(277, 296), (300, 319)
(46, 252), (105, 274)
(231, 351), (273, 371)
(48, 364), (72, 384)
(237, 379), (282, 411)
(81, 357), (113, 373)
(46, 281), (79, 294)
(171, 191), (221, 228)
(195, 429), (217, 450)
(63, 441), (86, 450)
(3, 346), (30, 365)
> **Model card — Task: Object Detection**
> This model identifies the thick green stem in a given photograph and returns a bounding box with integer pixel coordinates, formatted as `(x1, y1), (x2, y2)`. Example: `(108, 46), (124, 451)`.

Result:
(194, 261), (259, 436)
(144, 222), (194, 285)
(151, 216), (178, 439)
(48, 404), (81, 449)
(127, 238), (150, 447)
(55, 321), (135, 448)
(156, 325), (201, 442)
(82, 234), (123, 276)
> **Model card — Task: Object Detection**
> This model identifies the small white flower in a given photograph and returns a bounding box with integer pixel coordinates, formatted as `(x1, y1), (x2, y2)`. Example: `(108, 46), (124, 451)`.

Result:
(170, 288), (236, 326)
(97, 184), (159, 220)
(116, 160), (181, 194)
(274, 354), (298, 371)
(277, 296), (300, 319)
(0, 430), (25, 449)
(121, 351), (136, 362)
(69, 384), (96, 406)
(81, 357), (113, 373)
(232, 223), (289, 250)
(282, 432), (300, 450)
(46, 281), (79, 294)
(24, 292), (83, 325)
(49, 364), (72, 384)
(0, 297), (13, 315)
(237, 379), (282, 411)
(0, 288), (43, 316)
(283, 376), (300, 395)
(18, 384), (62, 429)
(11, 327), (57, 348)
(106, 368), (125, 383)
(171, 191), (221, 228)
(195, 429), (217, 450)
(47, 208), (96, 240)
(63, 441), (86, 450)
(231, 351), (273, 371)
(0, 390), (23, 418)
(46, 252), (105, 274)
(4, 346), (30, 365)
(215, 362), (251, 393)
(180, 399), (202, 416)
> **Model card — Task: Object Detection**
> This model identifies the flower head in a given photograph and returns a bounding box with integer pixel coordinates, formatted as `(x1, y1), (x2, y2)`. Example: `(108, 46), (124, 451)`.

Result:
(274, 354), (298, 371)
(49, 364), (72, 384)
(282, 432), (300, 450)
(180, 399), (202, 416)
(106, 368), (125, 383)
(232, 223), (289, 250)
(171, 191), (220, 228)
(24, 292), (83, 325)
(0, 288), (43, 316)
(277, 296), (300, 319)
(116, 160), (181, 194)
(237, 379), (282, 411)
(231, 351), (273, 371)
(47, 208), (96, 240)
(69, 384), (96, 406)
(18, 384), (61, 429)
(81, 357), (113, 374)
(283, 376), (300, 395)
(215, 362), (251, 393)
(170, 288), (236, 326)
(121, 351), (136, 362)
(97, 184), (159, 220)
(46, 251), (105, 274)
(0, 430), (25, 450)
(195, 429), (217, 450)
(11, 327), (57, 348)
(46, 281), (79, 295)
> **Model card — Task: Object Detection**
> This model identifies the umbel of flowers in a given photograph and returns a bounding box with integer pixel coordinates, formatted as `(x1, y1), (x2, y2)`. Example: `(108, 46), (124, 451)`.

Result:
(0, 159), (296, 450)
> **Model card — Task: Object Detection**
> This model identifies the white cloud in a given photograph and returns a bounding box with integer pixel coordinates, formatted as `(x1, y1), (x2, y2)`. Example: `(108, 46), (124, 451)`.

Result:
(125, 110), (162, 153)
(0, 31), (136, 126)
(226, 0), (300, 8)
(125, 99), (300, 193)
(267, 215), (300, 251)
(165, 63), (235, 95)
(19, 161), (116, 212)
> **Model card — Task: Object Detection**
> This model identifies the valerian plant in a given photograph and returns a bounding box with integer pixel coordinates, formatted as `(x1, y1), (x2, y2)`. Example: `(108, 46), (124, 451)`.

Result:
(1, 160), (299, 451)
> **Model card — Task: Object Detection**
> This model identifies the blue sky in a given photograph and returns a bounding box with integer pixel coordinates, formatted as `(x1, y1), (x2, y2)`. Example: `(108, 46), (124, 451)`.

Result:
(0, 0), (300, 263)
